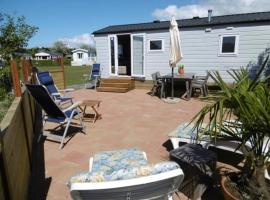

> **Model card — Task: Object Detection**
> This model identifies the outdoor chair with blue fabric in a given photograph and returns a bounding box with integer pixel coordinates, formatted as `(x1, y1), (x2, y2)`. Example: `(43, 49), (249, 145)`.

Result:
(36, 71), (74, 105)
(26, 84), (84, 149)
(68, 148), (184, 200)
(83, 63), (101, 89)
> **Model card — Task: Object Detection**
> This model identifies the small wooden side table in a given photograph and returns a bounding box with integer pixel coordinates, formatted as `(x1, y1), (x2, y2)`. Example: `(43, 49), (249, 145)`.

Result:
(80, 100), (102, 125)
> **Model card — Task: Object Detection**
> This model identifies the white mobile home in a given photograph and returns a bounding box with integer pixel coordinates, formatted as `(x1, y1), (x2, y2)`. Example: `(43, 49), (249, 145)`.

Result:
(93, 11), (270, 82)
(71, 48), (95, 66)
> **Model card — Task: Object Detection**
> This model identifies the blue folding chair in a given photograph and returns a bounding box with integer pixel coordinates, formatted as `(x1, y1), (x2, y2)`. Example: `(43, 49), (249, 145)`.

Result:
(26, 84), (84, 149)
(83, 63), (101, 89)
(36, 71), (74, 105)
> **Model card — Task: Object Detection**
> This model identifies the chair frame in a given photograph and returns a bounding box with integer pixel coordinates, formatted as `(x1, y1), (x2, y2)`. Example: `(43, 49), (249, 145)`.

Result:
(70, 168), (183, 200)
(191, 72), (209, 97)
(26, 84), (84, 149)
(84, 63), (101, 89)
(151, 72), (165, 98)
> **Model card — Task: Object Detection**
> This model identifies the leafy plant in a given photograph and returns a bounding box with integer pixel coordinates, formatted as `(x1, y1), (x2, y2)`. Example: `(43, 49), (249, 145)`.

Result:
(191, 56), (270, 199)
(0, 13), (38, 64)
(178, 64), (184, 69)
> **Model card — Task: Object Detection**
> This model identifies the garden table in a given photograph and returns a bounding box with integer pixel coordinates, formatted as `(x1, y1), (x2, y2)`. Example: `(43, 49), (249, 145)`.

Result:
(160, 73), (195, 100)
(79, 100), (102, 125)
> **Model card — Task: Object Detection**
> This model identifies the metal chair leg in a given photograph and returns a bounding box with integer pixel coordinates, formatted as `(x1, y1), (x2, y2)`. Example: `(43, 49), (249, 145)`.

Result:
(160, 83), (165, 98)
(59, 110), (75, 149)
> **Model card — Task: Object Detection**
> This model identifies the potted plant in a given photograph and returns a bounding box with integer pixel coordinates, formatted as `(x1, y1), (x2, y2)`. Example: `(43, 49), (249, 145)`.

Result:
(191, 56), (270, 199)
(178, 64), (184, 75)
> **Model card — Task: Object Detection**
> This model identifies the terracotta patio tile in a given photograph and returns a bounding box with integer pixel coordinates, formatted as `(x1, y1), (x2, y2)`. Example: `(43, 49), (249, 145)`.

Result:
(42, 89), (206, 199)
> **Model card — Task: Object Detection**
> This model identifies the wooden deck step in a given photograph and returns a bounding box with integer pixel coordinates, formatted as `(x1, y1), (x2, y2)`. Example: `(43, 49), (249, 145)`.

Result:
(97, 77), (135, 93)
(97, 87), (129, 93)
(101, 78), (134, 84)
(100, 82), (130, 88)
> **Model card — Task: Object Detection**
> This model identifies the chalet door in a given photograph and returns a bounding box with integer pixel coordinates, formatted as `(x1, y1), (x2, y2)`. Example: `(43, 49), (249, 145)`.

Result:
(108, 35), (118, 76)
(131, 34), (145, 77)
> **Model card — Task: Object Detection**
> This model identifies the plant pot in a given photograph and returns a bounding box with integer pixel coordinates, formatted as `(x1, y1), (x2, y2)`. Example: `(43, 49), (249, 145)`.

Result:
(221, 176), (239, 200)
(178, 68), (184, 75)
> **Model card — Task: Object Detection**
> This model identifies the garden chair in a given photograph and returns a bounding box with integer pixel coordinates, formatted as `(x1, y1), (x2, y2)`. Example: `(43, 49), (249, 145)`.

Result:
(36, 71), (74, 105)
(26, 84), (84, 149)
(151, 72), (165, 98)
(83, 63), (101, 89)
(68, 148), (184, 200)
(191, 72), (209, 96)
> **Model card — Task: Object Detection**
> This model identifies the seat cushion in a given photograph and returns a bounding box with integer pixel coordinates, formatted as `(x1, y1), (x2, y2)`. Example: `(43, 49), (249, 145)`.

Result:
(91, 148), (148, 175)
(68, 161), (180, 185)
(168, 123), (209, 141)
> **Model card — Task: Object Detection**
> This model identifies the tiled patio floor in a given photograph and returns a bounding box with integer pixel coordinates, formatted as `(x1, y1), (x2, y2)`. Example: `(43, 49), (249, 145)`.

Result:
(43, 89), (207, 200)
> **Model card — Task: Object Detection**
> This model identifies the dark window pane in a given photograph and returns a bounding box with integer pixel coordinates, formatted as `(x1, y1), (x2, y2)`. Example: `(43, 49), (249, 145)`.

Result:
(110, 37), (115, 73)
(222, 36), (236, 53)
(150, 40), (162, 50)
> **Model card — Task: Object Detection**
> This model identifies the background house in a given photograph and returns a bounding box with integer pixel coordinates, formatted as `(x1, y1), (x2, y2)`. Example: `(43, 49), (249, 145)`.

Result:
(93, 11), (270, 83)
(35, 52), (51, 60)
(34, 52), (62, 60)
(71, 48), (96, 66)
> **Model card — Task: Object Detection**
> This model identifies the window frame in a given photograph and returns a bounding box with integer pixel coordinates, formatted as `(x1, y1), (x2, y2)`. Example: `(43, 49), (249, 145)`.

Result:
(77, 52), (83, 59)
(219, 34), (239, 57)
(148, 39), (165, 52)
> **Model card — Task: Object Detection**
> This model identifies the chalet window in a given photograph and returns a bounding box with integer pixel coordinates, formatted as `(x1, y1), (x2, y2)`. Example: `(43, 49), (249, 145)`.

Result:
(77, 53), (83, 59)
(148, 39), (164, 51)
(219, 35), (239, 56)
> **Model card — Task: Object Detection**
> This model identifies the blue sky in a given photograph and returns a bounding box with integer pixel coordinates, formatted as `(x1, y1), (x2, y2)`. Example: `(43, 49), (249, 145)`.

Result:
(1, 0), (269, 48)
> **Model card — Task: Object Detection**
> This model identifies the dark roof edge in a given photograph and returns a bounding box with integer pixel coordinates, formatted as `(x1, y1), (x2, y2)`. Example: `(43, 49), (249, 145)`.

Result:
(99, 10), (270, 30)
(93, 11), (270, 35)
(93, 19), (270, 35)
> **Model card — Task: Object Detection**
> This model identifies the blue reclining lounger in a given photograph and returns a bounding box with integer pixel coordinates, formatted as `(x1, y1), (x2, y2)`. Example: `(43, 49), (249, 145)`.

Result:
(26, 84), (84, 149)
(36, 71), (74, 105)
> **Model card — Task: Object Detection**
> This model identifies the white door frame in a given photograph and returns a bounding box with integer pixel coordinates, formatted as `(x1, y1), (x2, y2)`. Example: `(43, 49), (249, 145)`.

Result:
(108, 35), (118, 76)
(131, 33), (146, 77)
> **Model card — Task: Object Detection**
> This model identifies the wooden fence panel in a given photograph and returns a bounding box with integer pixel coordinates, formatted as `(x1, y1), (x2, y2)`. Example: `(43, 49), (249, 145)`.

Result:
(0, 144), (7, 200)
(50, 70), (65, 89)
(0, 87), (38, 200)
(1, 96), (31, 200)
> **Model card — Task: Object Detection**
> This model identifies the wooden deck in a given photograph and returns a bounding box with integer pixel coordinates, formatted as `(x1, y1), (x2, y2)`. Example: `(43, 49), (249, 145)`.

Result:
(97, 77), (135, 93)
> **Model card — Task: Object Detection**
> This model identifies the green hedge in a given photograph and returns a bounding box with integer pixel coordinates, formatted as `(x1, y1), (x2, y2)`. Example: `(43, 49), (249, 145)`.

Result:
(32, 59), (71, 67)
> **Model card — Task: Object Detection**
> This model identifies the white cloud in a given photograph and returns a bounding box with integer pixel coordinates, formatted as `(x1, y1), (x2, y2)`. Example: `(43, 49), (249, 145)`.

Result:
(58, 33), (95, 48)
(152, 0), (270, 20)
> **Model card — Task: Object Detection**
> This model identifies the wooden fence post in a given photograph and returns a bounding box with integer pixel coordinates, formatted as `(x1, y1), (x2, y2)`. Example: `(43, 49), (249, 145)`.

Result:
(11, 60), (22, 97)
(60, 57), (66, 89)
(27, 59), (33, 75)
(21, 59), (29, 84)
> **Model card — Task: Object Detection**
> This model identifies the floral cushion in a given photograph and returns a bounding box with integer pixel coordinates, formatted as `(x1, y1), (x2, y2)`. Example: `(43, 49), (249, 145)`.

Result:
(168, 123), (210, 141)
(91, 148), (148, 175)
(68, 161), (180, 186)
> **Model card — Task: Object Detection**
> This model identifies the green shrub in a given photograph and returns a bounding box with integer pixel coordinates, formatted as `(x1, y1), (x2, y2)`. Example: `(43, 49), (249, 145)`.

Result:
(0, 66), (12, 95)
(32, 58), (71, 67)
(0, 93), (14, 122)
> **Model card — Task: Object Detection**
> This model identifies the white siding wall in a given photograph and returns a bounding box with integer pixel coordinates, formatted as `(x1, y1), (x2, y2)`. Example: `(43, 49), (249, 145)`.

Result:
(95, 22), (270, 82)
(95, 35), (110, 78)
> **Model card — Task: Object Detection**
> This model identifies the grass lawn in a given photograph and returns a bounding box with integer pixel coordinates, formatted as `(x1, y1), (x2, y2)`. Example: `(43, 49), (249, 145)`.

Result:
(38, 65), (91, 86)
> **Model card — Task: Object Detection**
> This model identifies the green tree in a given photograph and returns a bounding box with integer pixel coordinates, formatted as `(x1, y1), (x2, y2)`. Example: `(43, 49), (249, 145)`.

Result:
(80, 44), (96, 56)
(0, 13), (38, 64)
(52, 41), (69, 56)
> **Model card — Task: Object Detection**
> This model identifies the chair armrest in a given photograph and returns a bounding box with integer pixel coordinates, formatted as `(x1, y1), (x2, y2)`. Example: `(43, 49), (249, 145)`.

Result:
(63, 101), (82, 112)
(196, 75), (207, 80)
(51, 92), (61, 96)
(58, 88), (74, 93)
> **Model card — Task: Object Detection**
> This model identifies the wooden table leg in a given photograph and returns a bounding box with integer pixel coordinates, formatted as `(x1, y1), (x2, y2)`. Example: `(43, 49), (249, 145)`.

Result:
(91, 106), (101, 125)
